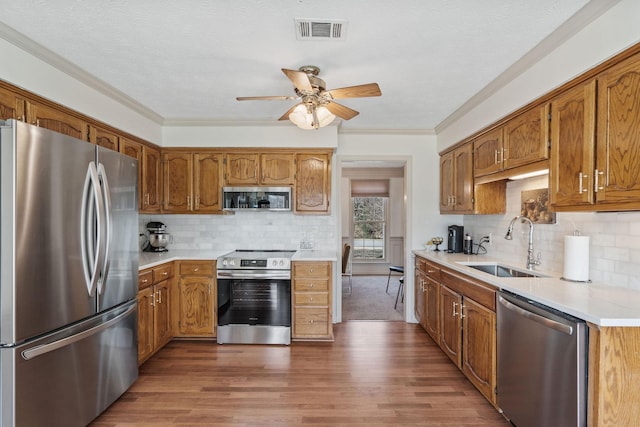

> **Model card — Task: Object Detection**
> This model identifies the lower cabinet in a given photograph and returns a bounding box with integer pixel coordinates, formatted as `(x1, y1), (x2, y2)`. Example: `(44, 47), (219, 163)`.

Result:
(415, 255), (497, 407)
(175, 260), (216, 337)
(137, 263), (174, 365)
(292, 261), (334, 341)
(439, 285), (463, 367)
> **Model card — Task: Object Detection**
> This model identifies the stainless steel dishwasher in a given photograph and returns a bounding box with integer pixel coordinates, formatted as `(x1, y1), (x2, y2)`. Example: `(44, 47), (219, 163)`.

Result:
(497, 291), (587, 427)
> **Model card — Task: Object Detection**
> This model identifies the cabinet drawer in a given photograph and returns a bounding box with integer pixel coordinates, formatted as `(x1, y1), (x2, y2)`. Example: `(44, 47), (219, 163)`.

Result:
(293, 278), (329, 292)
(294, 292), (329, 306)
(293, 262), (330, 278)
(152, 263), (174, 283)
(179, 261), (214, 276)
(138, 270), (153, 290)
(294, 308), (330, 336)
(423, 259), (441, 281)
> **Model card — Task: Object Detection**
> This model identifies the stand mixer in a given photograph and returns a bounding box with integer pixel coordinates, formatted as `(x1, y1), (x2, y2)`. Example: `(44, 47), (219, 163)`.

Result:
(142, 221), (172, 252)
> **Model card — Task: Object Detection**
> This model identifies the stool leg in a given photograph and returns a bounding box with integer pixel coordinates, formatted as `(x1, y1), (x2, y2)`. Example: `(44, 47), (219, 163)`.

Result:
(395, 280), (403, 310)
(386, 270), (392, 293)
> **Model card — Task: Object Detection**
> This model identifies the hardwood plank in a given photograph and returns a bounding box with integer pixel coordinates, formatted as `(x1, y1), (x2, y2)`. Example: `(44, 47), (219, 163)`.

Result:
(91, 321), (509, 426)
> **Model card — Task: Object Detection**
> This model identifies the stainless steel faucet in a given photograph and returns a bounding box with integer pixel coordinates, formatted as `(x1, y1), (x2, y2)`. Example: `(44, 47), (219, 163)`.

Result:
(505, 215), (541, 270)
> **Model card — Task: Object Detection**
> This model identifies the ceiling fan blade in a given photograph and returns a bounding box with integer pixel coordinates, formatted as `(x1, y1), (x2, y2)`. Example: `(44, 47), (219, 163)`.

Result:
(236, 96), (297, 101)
(327, 83), (381, 99)
(325, 102), (359, 120)
(278, 104), (301, 121)
(282, 68), (313, 92)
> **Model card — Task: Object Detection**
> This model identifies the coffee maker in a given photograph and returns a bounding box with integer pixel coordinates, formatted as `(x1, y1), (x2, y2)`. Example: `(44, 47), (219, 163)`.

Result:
(447, 225), (464, 253)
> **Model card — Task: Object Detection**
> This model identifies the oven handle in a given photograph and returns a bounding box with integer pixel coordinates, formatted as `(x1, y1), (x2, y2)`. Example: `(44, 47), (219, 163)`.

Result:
(217, 270), (291, 280)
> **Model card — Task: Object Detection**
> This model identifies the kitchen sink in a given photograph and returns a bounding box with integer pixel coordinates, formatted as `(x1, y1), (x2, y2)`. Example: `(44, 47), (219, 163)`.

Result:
(457, 262), (547, 278)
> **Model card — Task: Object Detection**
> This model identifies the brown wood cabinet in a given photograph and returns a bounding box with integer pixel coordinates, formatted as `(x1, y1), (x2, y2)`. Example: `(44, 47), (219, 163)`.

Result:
(175, 261), (216, 337)
(261, 152), (295, 185)
(163, 151), (224, 213)
(224, 152), (296, 186)
(137, 263), (174, 365)
(473, 104), (549, 178)
(0, 85), (27, 121)
(416, 257), (497, 407)
(292, 261), (333, 341)
(596, 53), (640, 208)
(142, 144), (162, 213)
(551, 52), (640, 211)
(415, 256), (440, 344)
(89, 124), (119, 151)
(295, 153), (331, 214)
(549, 80), (597, 208)
(439, 284), (463, 367)
(440, 143), (473, 213)
(461, 297), (496, 406)
(27, 100), (87, 140)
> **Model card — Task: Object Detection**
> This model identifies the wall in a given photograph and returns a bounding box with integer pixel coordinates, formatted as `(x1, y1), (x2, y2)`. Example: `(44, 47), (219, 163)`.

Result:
(140, 211), (336, 253)
(463, 176), (640, 291)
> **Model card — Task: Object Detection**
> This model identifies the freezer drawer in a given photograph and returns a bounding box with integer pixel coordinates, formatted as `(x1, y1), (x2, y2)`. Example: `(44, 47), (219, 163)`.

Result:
(0, 302), (138, 427)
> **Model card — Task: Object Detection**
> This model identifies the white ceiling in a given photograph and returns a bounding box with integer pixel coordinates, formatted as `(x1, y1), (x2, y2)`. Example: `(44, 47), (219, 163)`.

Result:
(1, 0), (608, 132)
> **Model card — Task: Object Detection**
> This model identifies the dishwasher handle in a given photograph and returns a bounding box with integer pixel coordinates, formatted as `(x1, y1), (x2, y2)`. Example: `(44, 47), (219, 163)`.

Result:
(498, 295), (573, 335)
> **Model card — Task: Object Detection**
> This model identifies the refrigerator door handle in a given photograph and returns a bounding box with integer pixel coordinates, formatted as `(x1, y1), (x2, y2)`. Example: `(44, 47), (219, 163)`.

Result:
(96, 162), (112, 295)
(20, 303), (136, 360)
(80, 161), (105, 296)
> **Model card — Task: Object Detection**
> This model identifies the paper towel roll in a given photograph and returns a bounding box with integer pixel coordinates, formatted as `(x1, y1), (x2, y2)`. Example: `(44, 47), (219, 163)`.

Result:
(563, 235), (590, 281)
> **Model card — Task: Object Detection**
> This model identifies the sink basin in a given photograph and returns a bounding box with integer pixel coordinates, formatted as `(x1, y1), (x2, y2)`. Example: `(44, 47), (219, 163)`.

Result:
(458, 262), (546, 278)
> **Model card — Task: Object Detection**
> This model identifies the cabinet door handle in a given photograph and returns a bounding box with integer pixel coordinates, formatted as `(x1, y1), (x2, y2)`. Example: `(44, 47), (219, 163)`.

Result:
(157, 289), (162, 304)
(578, 172), (588, 194)
(594, 169), (604, 192)
(452, 301), (458, 317)
(187, 196), (192, 209)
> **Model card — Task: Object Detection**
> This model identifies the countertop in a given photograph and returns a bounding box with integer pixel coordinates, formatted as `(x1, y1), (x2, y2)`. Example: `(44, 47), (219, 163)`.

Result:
(139, 249), (337, 270)
(413, 250), (640, 327)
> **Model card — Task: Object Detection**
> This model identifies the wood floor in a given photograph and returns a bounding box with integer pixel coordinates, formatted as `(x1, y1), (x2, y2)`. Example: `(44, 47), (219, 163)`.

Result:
(91, 322), (510, 426)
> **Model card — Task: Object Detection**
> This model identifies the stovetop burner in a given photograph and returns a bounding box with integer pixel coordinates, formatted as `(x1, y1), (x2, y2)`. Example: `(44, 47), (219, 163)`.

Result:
(217, 249), (296, 270)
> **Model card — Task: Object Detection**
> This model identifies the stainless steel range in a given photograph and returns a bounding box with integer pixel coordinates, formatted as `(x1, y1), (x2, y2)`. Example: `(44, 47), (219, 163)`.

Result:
(216, 250), (296, 345)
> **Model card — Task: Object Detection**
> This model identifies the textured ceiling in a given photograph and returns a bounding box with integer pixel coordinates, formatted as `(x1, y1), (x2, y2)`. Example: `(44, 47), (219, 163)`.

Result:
(0, 0), (599, 132)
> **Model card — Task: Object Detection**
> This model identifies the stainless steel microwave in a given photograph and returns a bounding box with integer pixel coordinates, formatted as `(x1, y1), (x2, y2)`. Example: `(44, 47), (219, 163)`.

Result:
(222, 186), (292, 211)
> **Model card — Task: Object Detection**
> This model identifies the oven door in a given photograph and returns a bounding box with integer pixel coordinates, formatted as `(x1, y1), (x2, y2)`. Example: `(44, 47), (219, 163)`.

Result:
(217, 275), (291, 327)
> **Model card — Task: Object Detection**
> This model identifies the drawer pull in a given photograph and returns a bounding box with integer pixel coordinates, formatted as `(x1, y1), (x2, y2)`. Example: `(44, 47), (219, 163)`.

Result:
(193, 268), (199, 272)
(141, 279), (149, 283)
(162, 271), (168, 276)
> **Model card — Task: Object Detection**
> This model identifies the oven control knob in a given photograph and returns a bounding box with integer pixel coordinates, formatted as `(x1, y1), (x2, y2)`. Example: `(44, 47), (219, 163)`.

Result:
(279, 260), (284, 266)
(272, 260), (277, 267)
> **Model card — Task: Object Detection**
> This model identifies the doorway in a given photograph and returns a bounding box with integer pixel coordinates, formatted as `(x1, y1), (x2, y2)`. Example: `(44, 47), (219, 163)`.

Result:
(338, 157), (408, 322)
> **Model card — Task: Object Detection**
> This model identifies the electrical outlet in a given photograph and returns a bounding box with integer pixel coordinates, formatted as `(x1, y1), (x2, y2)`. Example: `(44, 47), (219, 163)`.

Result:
(489, 232), (493, 245)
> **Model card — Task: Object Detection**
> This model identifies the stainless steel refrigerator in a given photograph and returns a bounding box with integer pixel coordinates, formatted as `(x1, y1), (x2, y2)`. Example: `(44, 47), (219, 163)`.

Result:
(0, 119), (139, 426)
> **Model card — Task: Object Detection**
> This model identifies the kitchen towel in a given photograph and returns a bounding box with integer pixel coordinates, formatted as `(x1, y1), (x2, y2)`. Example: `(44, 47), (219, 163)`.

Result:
(563, 235), (590, 281)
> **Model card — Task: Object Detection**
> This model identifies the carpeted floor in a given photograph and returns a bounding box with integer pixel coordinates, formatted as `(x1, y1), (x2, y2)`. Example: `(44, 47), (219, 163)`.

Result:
(341, 274), (404, 321)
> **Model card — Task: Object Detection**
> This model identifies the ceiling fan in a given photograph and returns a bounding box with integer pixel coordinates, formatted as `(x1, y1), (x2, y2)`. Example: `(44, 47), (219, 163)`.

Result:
(236, 65), (381, 129)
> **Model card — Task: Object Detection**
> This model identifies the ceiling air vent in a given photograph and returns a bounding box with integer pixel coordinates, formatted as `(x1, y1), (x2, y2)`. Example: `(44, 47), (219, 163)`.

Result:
(295, 19), (347, 41)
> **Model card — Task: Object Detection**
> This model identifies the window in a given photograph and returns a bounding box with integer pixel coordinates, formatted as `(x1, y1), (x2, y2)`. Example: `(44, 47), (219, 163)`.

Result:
(352, 197), (386, 260)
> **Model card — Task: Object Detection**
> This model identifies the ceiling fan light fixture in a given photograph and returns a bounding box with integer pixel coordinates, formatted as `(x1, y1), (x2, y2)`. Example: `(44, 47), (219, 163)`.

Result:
(289, 103), (335, 130)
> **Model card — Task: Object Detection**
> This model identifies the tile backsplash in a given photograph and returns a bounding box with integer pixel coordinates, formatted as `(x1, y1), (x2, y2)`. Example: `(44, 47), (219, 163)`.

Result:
(139, 211), (336, 253)
(463, 175), (640, 291)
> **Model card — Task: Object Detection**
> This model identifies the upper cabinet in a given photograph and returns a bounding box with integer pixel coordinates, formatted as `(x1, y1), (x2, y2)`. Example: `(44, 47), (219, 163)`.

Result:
(27, 100), (87, 140)
(142, 145), (163, 213)
(595, 53), (640, 208)
(224, 152), (295, 186)
(549, 80), (597, 208)
(163, 151), (223, 213)
(440, 143), (473, 214)
(551, 51), (640, 211)
(89, 124), (119, 151)
(473, 104), (550, 178)
(261, 152), (295, 185)
(295, 152), (331, 214)
(0, 85), (27, 121)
